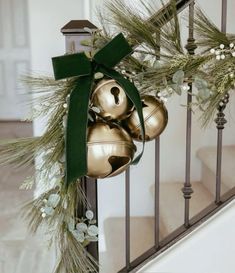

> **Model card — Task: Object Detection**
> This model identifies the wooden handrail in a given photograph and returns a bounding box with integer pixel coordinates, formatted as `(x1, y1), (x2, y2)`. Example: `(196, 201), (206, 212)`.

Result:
(147, 0), (195, 26)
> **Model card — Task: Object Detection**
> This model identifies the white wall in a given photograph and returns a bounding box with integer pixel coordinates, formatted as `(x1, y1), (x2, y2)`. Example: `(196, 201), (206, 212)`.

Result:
(138, 199), (235, 273)
(29, 0), (235, 242)
(28, 0), (89, 135)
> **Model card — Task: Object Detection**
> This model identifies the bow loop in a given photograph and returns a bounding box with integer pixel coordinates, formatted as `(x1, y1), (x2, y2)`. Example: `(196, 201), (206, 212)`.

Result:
(93, 33), (133, 68)
(52, 52), (92, 80)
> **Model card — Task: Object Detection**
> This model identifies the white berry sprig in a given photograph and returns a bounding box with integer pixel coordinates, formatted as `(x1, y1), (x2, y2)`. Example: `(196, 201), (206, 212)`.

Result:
(210, 43), (235, 60)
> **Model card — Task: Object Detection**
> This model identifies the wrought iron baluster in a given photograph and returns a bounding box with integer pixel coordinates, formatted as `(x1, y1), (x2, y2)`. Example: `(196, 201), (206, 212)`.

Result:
(215, 94), (229, 203)
(154, 30), (161, 250)
(125, 168), (131, 270)
(155, 137), (160, 249)
(221, 0), (227, 33)
(215, 0), (228, 204)
(182, 1), (196, 227)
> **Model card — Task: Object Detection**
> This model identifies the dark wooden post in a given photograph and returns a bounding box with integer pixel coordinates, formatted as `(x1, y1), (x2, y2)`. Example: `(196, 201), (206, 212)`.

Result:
(61, 20), (99, 261)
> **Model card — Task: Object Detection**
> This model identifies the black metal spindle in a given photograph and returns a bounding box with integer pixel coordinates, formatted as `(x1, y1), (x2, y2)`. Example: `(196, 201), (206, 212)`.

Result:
(215, 0), (228, 204)
(215, 93), (229, 203)
(182, 1), (196, 227)
(154, 137), (160, 249)
(221, 0), (227, 33)
(125, 168), (131, 270)
(154, 28), (161, 250)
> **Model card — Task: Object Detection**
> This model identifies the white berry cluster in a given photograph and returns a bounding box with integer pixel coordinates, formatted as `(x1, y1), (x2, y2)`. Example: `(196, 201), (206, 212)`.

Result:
(119, 68), (136, 82)
(210, 43), (235, 60)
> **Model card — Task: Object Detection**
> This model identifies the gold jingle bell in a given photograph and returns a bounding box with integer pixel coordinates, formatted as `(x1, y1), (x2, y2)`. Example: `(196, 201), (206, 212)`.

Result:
(87, 122), (136, 178)
(125, 95), (168, 142)
(91, 79), (133, 121)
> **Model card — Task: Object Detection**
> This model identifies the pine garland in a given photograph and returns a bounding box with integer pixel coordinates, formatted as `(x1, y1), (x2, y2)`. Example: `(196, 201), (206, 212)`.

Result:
(94, 0), (235, 126)
(1, 1), (235, 272)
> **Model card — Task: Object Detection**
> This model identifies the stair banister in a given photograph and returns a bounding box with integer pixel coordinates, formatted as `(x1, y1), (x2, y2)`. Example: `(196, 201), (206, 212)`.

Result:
(59, 1), (235, 272)
(119, 0), (235, 272)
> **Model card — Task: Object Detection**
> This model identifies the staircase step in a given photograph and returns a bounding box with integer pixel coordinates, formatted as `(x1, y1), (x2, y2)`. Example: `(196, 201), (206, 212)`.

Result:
(158, 182), (214, 237)
(102, 216), (156, 273)
(197, 146), (235, 191)
(102, 182), (214, 272)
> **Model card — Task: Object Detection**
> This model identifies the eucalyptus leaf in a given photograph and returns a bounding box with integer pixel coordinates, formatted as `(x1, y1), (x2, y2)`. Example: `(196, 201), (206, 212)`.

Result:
(76, 223), (88, 233)
(194, 77), (208, 89)
(80, 39), (92, 47)
(85, 235), (98, 242)
(198, 88), (211, 100)
(87, 225), (99, 236)
(44, 206), (55, 216)
(172, 70), (184, 85)
(47, 194), (60, 208)
(85, 210), (94, 220)
(171, 84), (182, 95)
(72, 230), (85, 243)
(67, 218), (75, 232)
(84, 51), (92, 59)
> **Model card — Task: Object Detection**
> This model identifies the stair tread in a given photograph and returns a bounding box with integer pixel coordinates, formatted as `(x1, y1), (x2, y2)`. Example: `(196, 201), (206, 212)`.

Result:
(158, 182), (214, 236)
(197, 145), (235, 189)
(103, 216), (155, 273)
(102, 182), (213, 273)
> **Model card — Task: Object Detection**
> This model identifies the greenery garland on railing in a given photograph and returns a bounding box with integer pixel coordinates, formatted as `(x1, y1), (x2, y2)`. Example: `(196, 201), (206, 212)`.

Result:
(0, 1), (235, 272)
(94, 0), (235, 126)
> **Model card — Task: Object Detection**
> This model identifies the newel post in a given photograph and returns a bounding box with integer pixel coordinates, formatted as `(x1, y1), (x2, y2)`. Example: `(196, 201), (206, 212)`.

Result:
(61, 20), (99, 261)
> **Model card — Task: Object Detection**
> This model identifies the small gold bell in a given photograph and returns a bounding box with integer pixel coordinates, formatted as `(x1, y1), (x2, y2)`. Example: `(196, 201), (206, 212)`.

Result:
(87, 121), (136, 178)
(91, 79), (133, 121)
(125, 95), (168, 142)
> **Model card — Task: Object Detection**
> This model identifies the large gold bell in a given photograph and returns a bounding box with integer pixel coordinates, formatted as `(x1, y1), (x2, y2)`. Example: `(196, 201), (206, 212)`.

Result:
(91, 79), (133, 120)
(87, 122), (136, 178)
(125, 95), (168, 142)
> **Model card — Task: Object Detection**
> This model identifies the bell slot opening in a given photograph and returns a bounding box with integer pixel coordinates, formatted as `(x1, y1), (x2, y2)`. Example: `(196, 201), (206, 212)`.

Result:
(108, 155), (130, 173)
(111, 86), (120, 105)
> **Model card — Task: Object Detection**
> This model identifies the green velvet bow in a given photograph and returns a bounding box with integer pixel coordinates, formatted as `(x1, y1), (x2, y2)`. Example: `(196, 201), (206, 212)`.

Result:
(52, 33), (145, 186)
